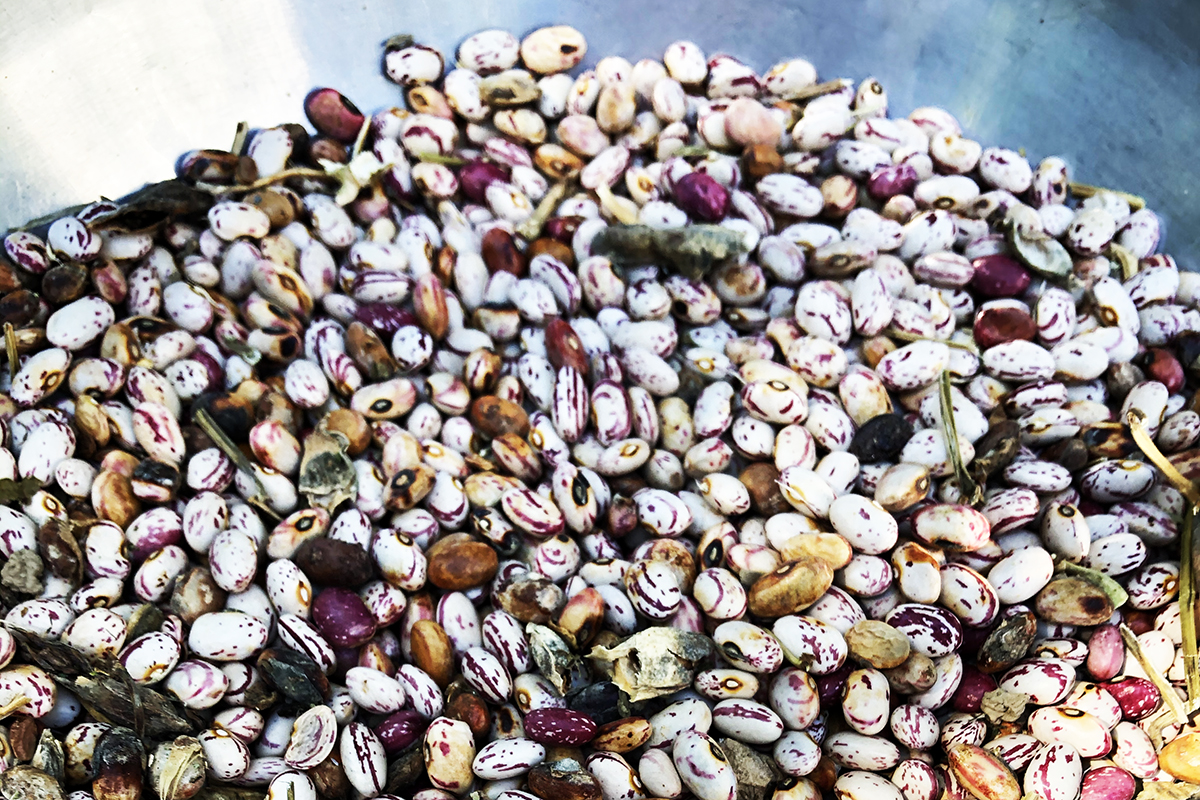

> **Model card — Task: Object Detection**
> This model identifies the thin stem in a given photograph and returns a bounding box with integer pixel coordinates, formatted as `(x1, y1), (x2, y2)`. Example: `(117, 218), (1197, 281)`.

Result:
(194, 408), (279, 520)
(4, 323), (16, 381)
(1121, 623), (1188, 725)
(780, 78), (853, 102)
(516, 181), (571, 240)
(193, 167), (336, 195)
(1182, 503), (1200, 710)
(1127, 409), (1200, 509)
(594, 184), (639, 225)
(1069, 182), (1146, 211)
(1108, 242), (1140, 281)
(1128, 405), (1200, 708)
(0, 695), (28, 721)
(939, 370), (982, 506)
(415, 153), (466, 166)
(351, 117), (372, 160)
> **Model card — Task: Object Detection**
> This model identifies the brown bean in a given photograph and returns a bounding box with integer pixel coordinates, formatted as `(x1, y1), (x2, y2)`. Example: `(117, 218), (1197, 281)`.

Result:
(1034, 576), (1114, 626)
(470, 395), (531, 439)
(590, 717), (652, 752)
(481, 227), (527, 276)
(426, 534), (499, 590)
(545, 318), (589, 375)
(323, 408), (372, 456)
(748, 558), (833, 617)
(740, 462), (789, 515)
(528, 237), (575, 267)
(410, 619), (455, 687)
(528, 763), (603, 800)
(293, 538), (375, 587)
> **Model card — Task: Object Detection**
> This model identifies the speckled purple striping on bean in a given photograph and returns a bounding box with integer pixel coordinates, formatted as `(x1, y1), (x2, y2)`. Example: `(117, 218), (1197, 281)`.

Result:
(983, 733), (1043, 771)
(3, 231), (51, 273)
(277, 614), (336, 673)
(772, 615), (848, 675)
(345, 667), (407, 714)
(1112, 721), (1157, 779)
(999, 658), (1077, 706)
(1101, 676), (1161, 720)
(1080, 766), (1137, 800)
(482, 610), (532, 676)
(591, 380), (633, 446)
(711, 698), (785, 744)
(1023, 742), (1083, 800)
(824, 730), (902, 771)
(461, 647), (512, 704)
(672, 730), (736, 800)
(841, 669), (890, 735)
(885, 604), (962, 657)
(473, 737), (546, 780)
(938, 564), (1000, 628)
(524, 707), (597, 745)
(341, 723), (387, 796)
(397, 664), (444, 719)
(625, 560), (682, 620)
(500, 487), (566, 537)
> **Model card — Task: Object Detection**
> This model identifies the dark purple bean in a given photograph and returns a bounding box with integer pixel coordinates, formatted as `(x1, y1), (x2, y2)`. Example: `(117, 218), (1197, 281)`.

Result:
(375, 709), (428, 754)
(673, 172), (730, 222)
(460, 160), (512, 203)
(312, 587), (378, 648)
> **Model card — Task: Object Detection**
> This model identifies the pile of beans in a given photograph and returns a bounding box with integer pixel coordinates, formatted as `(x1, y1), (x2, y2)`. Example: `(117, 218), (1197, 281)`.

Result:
(0, 21), (1197, 800)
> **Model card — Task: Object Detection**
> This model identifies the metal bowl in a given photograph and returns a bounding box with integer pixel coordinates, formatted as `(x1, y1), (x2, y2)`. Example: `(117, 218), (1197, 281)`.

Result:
(1, 0), (1197, 263)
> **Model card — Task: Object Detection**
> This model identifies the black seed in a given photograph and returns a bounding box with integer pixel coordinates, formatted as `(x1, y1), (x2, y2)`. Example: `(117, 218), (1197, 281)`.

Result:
(571, 474), (590, 506)
(566, 681), (626, 725)
(703, 539), (725, 569)
(848, 414), (914, 464)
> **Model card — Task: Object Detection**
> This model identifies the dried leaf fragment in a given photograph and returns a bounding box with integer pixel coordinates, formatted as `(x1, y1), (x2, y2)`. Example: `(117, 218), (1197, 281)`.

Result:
(590, 224), (749, 279)
(1135, 783), (1200, 800)
(298, 425), (357, 512)
(981, 688), (1028, 724)
(589, 628), (713, 702)
(527, 623), (588, 696)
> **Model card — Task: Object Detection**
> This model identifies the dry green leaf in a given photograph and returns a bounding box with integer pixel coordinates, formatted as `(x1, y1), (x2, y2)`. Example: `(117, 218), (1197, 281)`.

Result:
(939, 370), (982, 506)
(0, 477), (44, 504)
(590, 628), (713, 702)
(591, 224), (749, 279)
(298, 425), (357, 512)
(980, 688), (1028, 723)
(1135, 782), (1200, 800)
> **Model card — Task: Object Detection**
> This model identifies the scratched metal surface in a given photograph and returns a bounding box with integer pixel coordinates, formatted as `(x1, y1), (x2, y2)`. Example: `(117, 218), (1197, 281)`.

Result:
(0, 0), (1197, 263)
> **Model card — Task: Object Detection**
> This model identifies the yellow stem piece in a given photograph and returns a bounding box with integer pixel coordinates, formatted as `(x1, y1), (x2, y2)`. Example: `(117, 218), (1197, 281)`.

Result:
(194, 167), (336, 195)
(1121, 623), (1189, 726)
(1068, 182), (1146, 211)
(1128, 409), (1200, 509)
(1182, 504), (1200, 709)
(0, 696), (28, 721)
(782, 78), (853, 102)
(4, 323), (17, 381)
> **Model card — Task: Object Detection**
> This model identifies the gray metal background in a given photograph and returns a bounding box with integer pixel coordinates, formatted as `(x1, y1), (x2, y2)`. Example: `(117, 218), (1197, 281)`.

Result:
(1, 0), (1197, 264)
